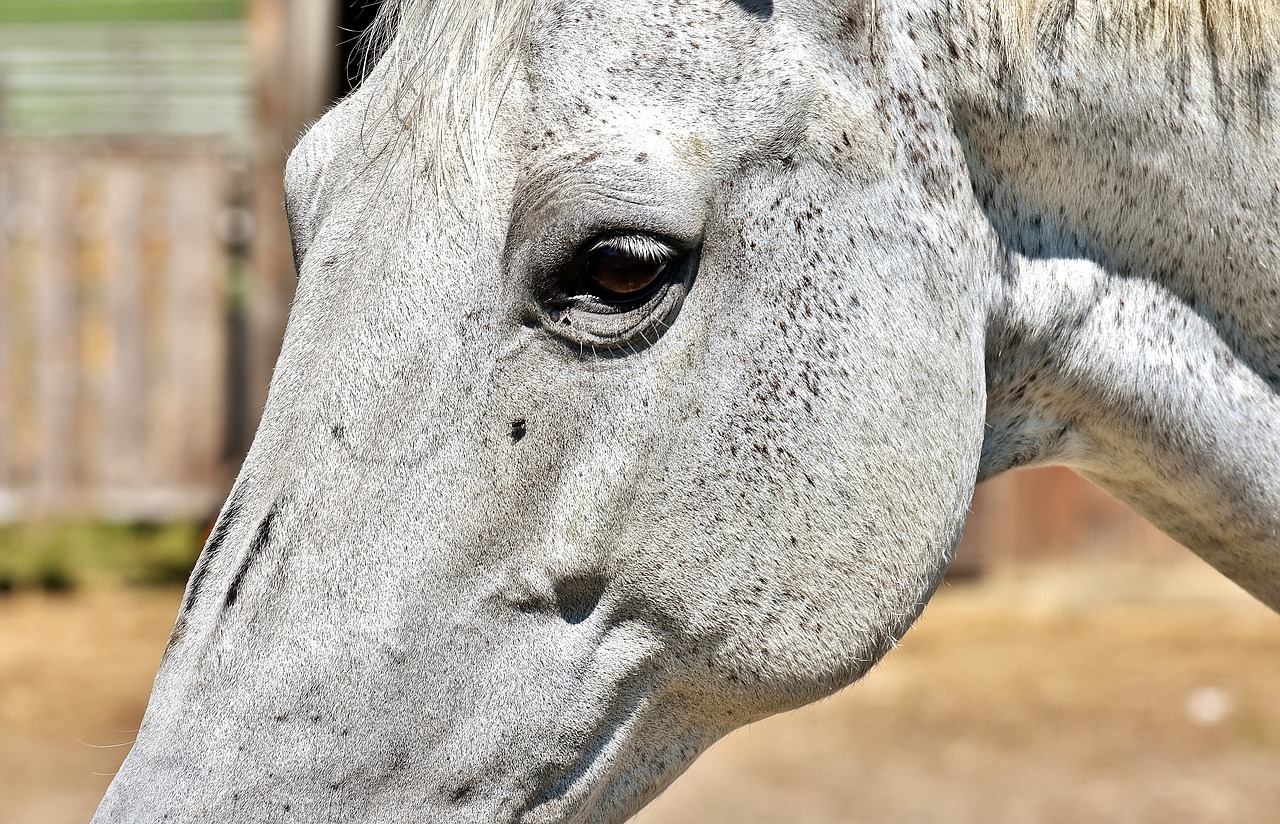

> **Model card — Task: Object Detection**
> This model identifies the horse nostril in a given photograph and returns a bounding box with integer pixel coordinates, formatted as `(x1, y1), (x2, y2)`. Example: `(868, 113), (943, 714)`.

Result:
(553, 572), (606, 625)
(448, 782), (474, 805)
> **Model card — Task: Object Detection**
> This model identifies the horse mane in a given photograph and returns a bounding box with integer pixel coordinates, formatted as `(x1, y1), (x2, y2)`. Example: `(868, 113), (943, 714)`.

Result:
(361, 1), (1280, 90)
(1003, 0), (1280, 65)
(354, 0), (1278, 150)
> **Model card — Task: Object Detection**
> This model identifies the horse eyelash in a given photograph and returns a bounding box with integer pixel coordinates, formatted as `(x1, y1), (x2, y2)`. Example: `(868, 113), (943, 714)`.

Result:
(587, 233), (677, 263)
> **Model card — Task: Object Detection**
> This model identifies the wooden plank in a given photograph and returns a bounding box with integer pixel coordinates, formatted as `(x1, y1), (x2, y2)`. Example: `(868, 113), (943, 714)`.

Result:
(0, 155), (11, 487)
(0, 22), (251, 144)
(193, 149), (230, 481)
(2, 152), (42, 487)
(72, 157), (115, 489)
(0, 1), (246, 25)
(960, 467), (1189, 571)
(104, 155), (147, 487)
(165, 147), (228, 483)
(141, 157), (179, 487)
(32, 149), (76, 508)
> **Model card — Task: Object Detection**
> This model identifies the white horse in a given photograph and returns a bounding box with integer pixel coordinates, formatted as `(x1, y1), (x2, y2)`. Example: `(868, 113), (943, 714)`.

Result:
(95, 1), (1279, 821)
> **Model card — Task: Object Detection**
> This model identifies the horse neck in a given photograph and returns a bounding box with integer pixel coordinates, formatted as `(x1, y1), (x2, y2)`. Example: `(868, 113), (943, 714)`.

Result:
(935, 2), (1280, 361)
(908, 3), (1280, 608)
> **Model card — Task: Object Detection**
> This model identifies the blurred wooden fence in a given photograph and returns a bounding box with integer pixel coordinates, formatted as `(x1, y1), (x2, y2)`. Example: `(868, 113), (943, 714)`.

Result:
(0, 141), (234, 522)
(955, 466), (1187, 575)
(0, 1), (338, 526)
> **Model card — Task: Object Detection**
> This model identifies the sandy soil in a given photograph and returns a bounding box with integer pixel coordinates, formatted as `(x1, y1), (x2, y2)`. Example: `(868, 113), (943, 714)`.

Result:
(3, 565), (1279, 824)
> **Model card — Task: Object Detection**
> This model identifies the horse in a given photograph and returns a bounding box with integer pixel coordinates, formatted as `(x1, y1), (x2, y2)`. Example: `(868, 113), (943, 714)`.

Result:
(93, 0), (1280, 821)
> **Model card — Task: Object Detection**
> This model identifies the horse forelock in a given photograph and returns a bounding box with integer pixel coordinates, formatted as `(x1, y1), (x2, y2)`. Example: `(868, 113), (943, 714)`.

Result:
(999, 0), (1280, 64)
(358, 0), (536, 184)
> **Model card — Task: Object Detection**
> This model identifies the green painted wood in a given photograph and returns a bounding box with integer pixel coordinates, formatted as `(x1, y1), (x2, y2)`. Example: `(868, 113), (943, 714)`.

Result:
(0, 22), (252, 148)
(0, 1), (245, 25)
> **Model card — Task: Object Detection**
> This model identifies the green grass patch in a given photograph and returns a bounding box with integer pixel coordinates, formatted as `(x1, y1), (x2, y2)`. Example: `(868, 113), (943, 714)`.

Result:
(0, 521), (205, 592)
(0, 0), (245, 24)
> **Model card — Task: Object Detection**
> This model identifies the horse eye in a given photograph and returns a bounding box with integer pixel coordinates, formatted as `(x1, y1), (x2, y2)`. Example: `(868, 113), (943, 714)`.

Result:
(580, 243), (669, 299)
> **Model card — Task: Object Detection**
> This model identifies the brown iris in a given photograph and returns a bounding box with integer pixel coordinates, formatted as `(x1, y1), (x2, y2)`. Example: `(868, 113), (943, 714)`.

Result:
(580, 245), (668, 299)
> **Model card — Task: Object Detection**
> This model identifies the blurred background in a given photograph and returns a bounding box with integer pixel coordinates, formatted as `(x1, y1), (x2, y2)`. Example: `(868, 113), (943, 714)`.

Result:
(0, 2), (1276, 822)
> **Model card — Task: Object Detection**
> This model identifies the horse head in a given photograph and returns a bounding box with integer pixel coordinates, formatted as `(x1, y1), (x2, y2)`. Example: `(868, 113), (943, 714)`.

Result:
(94, 0), (1280, 821)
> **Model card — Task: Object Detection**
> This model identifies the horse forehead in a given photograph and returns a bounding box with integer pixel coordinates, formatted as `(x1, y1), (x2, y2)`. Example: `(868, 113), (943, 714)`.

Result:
(526, 0), (781, 99)
(517, 4), (818, 183)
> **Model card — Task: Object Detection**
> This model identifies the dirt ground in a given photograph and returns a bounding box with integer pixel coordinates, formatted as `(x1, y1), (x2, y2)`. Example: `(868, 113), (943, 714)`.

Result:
(3, 564), (1279, 824)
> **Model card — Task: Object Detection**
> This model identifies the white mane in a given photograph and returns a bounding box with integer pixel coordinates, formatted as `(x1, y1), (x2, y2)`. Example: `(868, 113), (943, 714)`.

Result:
(363, 0), (536, 166)
(363, 0), (1280, 138)
(1002, 0), (1280, 65)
